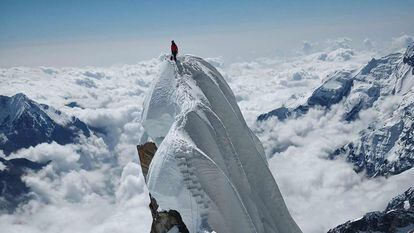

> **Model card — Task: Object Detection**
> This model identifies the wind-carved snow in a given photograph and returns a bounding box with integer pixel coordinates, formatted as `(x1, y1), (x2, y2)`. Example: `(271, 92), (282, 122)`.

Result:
(141, 55), (302, 233)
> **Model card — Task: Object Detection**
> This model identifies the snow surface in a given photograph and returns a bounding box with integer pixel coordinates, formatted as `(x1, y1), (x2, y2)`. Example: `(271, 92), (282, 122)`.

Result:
(142, 55), (301, 233)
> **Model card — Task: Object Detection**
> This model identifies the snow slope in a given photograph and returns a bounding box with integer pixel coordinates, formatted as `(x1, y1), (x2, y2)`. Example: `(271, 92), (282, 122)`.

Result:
(0, 93), (90, 155)
(141, 55), (302, 233)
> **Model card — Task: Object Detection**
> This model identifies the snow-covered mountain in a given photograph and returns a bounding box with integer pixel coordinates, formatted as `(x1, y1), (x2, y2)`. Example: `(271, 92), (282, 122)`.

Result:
(258, 43), (414, 177)
(257, 70), (355, 121)
(0, 93), (90, 155)
(328, 187), (414, 233)
(333, 43), (414, 177)
(141, 55), (302, 233)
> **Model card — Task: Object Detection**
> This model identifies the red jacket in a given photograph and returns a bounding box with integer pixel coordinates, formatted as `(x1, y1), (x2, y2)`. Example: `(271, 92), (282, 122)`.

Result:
(171, 43), (178, 53)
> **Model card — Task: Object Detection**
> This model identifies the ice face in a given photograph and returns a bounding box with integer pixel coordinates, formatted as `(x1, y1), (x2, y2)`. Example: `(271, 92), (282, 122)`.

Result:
(141, 55), (302, 233)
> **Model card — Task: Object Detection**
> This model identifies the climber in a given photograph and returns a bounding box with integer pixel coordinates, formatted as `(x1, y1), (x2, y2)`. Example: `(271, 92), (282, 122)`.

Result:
(171, 40), (178, 61)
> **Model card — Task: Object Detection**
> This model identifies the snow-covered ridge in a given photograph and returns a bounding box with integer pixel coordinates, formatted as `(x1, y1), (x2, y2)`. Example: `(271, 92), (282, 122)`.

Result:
(0, 93), (90, 155)
(328, 187), (414, 233)
(141, 55), (302, 233)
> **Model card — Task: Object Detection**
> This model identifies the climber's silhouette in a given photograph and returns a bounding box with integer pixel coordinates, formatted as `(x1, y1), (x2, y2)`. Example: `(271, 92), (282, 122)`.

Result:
(171, 40), (178, 61)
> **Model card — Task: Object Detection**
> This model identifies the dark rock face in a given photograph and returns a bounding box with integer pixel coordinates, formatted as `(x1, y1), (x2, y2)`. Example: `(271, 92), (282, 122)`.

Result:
(149, 195), (189, 233)
(403, 43), (414, 68)
(0, 157), (49, 213)
(328, 188), (414, 233)
(257, 71), (353, 121)
(386, 188), (414, 211)
(137, 142), (157, 181)
(308, 71), (354, 107)
(257, 106), (292, 122)
(0, 93), (90, 155)
(137, 143), (189, 233)
(65, 101), (83, 109)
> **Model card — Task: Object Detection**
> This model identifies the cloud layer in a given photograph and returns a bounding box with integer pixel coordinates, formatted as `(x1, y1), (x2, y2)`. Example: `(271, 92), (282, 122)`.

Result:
(0, 58), (162, 233)
(0, 37), (413, 233)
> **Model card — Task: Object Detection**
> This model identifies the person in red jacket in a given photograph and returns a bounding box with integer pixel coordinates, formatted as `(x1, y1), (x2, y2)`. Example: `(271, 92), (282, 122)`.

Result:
(171, 40), (178, 61)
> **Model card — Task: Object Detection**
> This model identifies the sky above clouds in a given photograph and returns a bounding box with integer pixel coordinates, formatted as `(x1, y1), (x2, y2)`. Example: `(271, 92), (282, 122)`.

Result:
(1, 0), (414, 66)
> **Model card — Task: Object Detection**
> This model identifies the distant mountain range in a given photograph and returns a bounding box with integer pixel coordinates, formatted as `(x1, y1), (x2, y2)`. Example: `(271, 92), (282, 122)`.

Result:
(259, 43), (414, 178)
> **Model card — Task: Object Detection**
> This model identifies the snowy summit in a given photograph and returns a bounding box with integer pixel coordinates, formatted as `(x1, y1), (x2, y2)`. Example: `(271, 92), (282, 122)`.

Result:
(140, 55), (302, 233)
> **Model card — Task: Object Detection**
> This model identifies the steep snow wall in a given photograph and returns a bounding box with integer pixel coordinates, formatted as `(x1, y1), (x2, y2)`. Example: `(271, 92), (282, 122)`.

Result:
(141, 55), (302, 233)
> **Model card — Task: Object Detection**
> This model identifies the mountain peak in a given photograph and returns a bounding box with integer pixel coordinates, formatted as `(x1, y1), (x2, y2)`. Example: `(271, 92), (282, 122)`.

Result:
(0, 93), (90, 155)
(141, 56), (302, 233)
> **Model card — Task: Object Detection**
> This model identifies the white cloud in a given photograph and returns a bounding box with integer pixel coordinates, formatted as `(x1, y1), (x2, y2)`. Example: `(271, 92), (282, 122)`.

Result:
(363, 38), (374, 51)
(252, 103), (413, 232)
(0, 59), (158, 233)
(390, 34), (414, 51)
(326, 37), (353, 50)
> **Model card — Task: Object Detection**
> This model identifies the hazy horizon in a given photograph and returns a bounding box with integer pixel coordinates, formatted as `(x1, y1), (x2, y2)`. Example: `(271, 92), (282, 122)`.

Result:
(1, 0), (414, 67)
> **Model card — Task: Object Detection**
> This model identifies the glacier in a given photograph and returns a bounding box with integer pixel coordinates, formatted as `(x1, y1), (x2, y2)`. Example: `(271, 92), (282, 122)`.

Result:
(140, 55), (302, 233)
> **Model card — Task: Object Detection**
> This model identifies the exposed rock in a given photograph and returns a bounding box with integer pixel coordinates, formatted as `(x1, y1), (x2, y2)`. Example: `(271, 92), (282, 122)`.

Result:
(137, 142), (189, 233)
(328, 188), (414, 233)
(137, 142), (157, 181)
(65, 101), (84, 109)
(403, 43), (414, 74)
(149, 195), (189, 233)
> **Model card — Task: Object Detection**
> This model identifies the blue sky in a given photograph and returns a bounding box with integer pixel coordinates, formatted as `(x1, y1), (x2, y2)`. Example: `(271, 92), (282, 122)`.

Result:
(1, 0), (413, 66)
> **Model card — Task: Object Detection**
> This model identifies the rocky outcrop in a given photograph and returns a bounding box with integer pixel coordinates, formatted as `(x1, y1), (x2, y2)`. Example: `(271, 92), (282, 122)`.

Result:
(328, 188), (414, 233)
(137, 142), (189, 233)
(149, 194), (189, 233)
(403, 43), (414, 74)
(137, 142), (157, 181)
